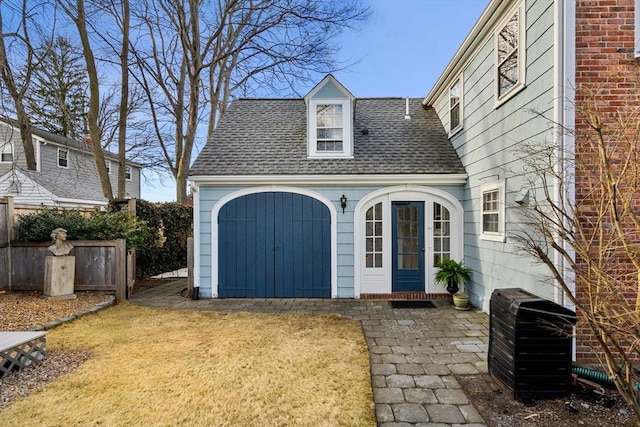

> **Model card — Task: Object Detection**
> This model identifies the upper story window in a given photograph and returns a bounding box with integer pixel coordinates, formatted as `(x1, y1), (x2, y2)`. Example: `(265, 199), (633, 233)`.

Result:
(495, 3), (525, 104)
(105, 160), (111, 174)
(481, 181), (506, 242)
(1, 142), (13, 162)
(125, 165), (132, 180)
(308, 99), (352, 158)
(449, 77), (462, 135)
(316, 104), (343, 152)
(57, 148), (68, 168)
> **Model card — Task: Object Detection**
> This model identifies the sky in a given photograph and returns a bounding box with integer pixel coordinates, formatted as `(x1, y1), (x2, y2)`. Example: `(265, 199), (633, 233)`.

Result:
(142, 0), (491, 202)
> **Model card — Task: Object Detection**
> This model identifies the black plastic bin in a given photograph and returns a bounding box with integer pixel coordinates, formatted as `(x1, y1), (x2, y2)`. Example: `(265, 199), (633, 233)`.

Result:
(488, 288), (577, 401)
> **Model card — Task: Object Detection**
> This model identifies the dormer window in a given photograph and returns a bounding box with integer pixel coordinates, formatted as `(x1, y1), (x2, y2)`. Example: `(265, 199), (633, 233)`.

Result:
(305, 75), (354, 159)
(316, 104), (344, 152)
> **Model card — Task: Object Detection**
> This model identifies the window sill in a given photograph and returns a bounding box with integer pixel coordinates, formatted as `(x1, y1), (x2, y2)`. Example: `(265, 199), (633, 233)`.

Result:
(448, 125), (463, 137)
(481, 233), (506, 243)
(494, 83), (526, 109)
(307, 154), (354, 159)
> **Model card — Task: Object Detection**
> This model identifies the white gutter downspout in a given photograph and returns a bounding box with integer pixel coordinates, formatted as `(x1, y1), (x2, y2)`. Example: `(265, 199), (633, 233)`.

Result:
(553, 0), (576, 309)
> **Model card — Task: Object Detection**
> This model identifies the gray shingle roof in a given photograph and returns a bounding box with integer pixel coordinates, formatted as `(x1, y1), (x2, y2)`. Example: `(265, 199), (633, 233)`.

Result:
(189, 97), (465, 176)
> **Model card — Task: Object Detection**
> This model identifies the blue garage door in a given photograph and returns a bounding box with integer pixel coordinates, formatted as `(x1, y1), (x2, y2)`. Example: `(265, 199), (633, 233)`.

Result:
(218, 192), (331, 298)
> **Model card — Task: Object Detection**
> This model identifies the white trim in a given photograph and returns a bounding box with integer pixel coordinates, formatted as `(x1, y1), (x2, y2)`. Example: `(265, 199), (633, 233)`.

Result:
(480, 180), (506, 242)
(105, 160), (111, 174)
(192, 182), (201, 290)
(353, 185), (464, 298)
(554, 1), (576, 311)
(210, 186), (338, 298)
(307, 98), (353, 158)
(494, 1), (526, 107)
(190, 173), (468, 186)
(424, 0), (511, 105)
(57, 148), (69, 169)
(448, 75), (463, 136)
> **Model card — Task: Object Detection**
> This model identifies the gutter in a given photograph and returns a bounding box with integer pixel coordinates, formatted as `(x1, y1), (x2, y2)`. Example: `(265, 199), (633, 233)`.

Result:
(188, 173), (469, 186)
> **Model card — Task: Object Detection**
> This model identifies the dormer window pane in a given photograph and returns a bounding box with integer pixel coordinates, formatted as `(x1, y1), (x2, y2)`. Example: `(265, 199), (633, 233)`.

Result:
(316, 104), (343, 151)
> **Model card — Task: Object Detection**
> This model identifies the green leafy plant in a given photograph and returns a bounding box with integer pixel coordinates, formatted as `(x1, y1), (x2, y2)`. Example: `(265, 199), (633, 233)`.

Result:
(434, 258), (472, 294)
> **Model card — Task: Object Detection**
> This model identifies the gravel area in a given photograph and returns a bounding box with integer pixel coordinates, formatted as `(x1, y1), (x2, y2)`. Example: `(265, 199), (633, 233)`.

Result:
(0, 290), (113, 331)
(0, 290), (112, 411)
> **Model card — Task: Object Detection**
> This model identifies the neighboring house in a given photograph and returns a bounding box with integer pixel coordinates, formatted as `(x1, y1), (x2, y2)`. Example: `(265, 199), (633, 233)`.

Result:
(0, 119), (142, 208)
(190, 0), (639, 361)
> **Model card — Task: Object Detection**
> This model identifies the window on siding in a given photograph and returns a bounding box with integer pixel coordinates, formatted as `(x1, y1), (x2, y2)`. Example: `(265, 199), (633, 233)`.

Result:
(433, 203), (451, 266)
(481, 181), (506, 241)
(125, 165), (132, 180)
(57, 149), (68, 168)
(495, 4), (525, 102)
(1, 143), (13, 162)
(105, 160), (111, 174)
(316, 104), (343, 152)
(365, 202), (383, 268)
(449, 77), (462, 134)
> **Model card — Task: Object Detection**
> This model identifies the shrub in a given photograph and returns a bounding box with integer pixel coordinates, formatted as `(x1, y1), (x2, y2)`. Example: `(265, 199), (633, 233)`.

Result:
(16, 208), (150, 251)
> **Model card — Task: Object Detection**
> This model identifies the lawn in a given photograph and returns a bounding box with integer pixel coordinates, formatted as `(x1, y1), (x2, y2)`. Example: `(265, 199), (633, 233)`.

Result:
(0, 303), (375, 426)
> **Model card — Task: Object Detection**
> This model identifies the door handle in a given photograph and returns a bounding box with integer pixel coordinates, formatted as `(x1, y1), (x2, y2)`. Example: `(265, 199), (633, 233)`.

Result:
(421, 248), (425, 252)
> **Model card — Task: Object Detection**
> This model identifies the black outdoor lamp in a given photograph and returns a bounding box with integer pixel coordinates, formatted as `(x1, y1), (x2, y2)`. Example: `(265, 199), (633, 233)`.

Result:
(340, 194), (347, 214)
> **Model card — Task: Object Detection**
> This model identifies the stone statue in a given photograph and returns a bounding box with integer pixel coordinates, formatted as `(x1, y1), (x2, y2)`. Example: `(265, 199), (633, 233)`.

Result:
(48, 228), (74, 256)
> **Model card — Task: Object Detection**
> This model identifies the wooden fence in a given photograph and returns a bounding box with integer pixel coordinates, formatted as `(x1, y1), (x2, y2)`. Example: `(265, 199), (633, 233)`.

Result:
(0, 240), (128, 301)
(0, 197), (130, 301)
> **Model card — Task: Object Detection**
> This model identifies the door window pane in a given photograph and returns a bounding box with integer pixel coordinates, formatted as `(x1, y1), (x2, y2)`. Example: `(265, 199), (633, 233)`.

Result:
(365, 202), (383, 268)
(433, 203), (451, 267)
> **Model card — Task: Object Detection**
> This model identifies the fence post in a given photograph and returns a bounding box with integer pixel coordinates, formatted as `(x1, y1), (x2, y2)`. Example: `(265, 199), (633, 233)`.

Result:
(115, 239), (126, 302)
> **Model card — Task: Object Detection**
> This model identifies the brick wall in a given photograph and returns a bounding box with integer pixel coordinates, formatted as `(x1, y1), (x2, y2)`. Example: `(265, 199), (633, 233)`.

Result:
(574, 0), (640, 362)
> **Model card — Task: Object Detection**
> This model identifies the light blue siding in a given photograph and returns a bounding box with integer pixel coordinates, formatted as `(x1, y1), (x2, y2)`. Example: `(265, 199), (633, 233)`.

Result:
(313, 80), (348, 99)
(196, 184), (463, 298)
(431, 0), (557, 311)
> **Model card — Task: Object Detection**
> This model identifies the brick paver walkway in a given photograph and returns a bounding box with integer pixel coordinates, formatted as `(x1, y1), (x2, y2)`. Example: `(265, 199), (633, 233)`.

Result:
(131, 280), (489, 426)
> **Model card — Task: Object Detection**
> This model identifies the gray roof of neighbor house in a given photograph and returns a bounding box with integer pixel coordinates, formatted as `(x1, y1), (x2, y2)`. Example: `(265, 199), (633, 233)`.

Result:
(189, 97), (466, 176)
(21, 169), (107, 202)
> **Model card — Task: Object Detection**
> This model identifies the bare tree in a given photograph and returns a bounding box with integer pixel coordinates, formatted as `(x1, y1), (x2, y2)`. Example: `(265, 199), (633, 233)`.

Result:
(130, 0), (369, 204)
(0, 0), (47, 171)
(512, 93), (640, 420)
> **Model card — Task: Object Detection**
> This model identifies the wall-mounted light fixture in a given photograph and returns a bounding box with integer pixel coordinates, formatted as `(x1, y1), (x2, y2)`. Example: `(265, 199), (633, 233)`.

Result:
(340, 194), (347, 214)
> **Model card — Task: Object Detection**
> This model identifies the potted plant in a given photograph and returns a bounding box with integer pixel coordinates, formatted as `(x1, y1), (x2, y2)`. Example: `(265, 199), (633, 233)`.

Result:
(434, 258), (472, 310)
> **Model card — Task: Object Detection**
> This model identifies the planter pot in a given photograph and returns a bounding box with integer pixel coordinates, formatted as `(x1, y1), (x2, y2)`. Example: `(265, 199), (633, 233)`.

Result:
(453, 293), (470, 311)
(446, 280), (459, 295)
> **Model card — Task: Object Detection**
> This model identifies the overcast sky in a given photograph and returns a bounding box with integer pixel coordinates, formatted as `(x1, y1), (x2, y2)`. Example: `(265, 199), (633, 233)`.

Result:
(143, 0), (490, 202)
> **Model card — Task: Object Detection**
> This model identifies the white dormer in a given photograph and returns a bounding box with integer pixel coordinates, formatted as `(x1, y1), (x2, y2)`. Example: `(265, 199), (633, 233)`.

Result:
(304, 75), (355, 159)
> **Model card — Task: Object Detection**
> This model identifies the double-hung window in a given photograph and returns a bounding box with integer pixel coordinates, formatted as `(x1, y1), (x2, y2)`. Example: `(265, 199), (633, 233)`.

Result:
(316, 104), (343, 152)
(1, 143), (13, 162)
(481, 181), (505, 242)
(495, 3), (525, 103)
(105, 160), (111, 174)
(449, 77), (462, 135)
(125, 165), (132, 181)
(308, 99), (352, 158)
(57, 149), (68, 168)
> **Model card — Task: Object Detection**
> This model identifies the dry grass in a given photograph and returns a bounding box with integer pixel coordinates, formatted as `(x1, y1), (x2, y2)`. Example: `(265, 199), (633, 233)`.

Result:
(0, 303), (375, 426)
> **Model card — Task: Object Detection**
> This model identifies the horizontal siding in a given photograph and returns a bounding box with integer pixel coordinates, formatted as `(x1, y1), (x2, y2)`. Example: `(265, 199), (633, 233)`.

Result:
(431, 0), (557, 311)
(196, 184), (464, 298)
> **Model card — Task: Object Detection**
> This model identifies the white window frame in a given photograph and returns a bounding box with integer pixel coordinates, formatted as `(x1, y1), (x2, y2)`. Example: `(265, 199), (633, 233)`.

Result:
(449, 75), (463, 135)
(105, 160), (111, 174)
(307, 98), (353, 159)
(635, 0), (640, 57)
(125, 165), (132, 181)
(57, 148), (68, 168)
(1, 142), (13, 163)
(480, 180), (506, 242)
(494, 2), (526, 106)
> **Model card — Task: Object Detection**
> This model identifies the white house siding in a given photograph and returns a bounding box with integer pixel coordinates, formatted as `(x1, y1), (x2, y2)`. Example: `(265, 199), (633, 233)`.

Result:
(431, 0), (558, 311)
(196, 184), (465, 298)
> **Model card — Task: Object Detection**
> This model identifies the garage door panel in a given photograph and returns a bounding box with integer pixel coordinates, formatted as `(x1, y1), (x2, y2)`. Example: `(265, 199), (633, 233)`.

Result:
(219, 192), (330, 298)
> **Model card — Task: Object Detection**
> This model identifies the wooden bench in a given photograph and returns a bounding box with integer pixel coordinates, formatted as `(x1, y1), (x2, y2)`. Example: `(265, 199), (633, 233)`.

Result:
(0, 331), (47, 378)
